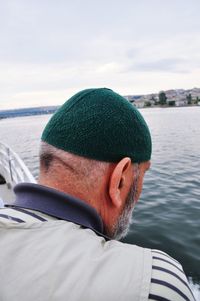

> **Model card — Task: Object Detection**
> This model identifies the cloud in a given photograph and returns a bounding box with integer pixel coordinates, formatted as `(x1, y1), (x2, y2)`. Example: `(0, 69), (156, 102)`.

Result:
(131, 58), (188, 73)
(0, 0), (200, 109)
(124, 32), (200, 74)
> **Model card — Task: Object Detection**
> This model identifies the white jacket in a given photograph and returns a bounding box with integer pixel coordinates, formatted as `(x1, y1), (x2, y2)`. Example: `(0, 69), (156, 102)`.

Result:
(0, 216), (152, 301)
(0, 183), (195, 301)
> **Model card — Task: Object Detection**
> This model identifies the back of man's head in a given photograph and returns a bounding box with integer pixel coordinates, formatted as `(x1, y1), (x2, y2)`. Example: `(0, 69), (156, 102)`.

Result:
(39, 88), (152, 239)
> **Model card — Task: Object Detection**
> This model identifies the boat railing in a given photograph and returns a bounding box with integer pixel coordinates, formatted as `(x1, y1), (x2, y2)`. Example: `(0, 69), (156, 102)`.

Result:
(0, 142), (36, 188)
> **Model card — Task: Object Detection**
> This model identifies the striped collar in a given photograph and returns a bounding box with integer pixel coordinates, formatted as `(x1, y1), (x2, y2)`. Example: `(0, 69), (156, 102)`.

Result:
(9, 183), (108, 239)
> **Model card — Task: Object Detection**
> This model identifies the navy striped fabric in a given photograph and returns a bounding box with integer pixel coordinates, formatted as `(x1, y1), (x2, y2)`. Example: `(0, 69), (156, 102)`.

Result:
(9, 207), (47, 221)
(0, 213), (25, 223)
(149, 250), (195, 301)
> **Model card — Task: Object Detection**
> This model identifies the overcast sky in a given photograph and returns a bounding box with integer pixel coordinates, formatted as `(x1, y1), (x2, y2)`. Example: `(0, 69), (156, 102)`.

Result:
(1, 0), (200, 109)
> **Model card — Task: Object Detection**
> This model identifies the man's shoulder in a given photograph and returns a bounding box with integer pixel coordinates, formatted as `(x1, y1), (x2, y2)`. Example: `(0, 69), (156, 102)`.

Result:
(101, 242), (195, 300)
(101, 237), (152, 259)
(149, 249), (195, 300)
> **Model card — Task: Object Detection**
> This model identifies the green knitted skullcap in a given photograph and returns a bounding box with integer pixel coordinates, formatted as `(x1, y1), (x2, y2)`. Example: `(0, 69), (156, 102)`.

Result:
(42, 88), (152, 163)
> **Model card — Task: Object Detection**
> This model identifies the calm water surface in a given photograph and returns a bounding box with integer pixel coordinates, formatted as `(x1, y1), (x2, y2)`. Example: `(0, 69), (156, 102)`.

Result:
(0, 107), (199, 296)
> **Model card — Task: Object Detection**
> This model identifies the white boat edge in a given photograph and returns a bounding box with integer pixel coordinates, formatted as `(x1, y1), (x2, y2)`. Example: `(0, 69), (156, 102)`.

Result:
(0, 142), (36, 205)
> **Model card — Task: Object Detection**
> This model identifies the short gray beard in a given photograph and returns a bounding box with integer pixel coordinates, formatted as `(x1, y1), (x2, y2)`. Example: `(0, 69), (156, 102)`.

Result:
(111, 165), (139, 240)
(112, 185), (136, 240)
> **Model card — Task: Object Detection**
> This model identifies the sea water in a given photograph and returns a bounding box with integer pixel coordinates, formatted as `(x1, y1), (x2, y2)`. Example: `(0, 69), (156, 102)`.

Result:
(0, 106), (199, 298)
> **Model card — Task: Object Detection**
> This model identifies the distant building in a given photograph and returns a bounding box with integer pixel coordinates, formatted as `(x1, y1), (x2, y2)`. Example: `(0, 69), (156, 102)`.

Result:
(133, 99), (145, 108)
(175, 99), (188, 106)
(124, 95), (134, 102)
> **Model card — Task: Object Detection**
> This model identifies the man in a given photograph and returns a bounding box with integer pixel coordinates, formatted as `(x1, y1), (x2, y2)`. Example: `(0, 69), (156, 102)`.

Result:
(0, 88), (195, 300)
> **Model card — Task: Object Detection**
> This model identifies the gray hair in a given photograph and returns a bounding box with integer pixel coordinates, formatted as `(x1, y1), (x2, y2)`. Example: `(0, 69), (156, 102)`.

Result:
(39, 142), (110, 188)
(111, 163), (140, 240)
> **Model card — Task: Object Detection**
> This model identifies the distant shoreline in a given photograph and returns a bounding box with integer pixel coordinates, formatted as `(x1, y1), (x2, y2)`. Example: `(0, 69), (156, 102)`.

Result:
(0, 104), (199, 120)
(0, 111), (54, 120)
(140, 104), (200, 109)
(0, 106), (59, 120)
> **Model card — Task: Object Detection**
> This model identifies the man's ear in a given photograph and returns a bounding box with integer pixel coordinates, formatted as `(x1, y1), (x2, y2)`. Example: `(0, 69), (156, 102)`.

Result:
(108, 157), (132, 208)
